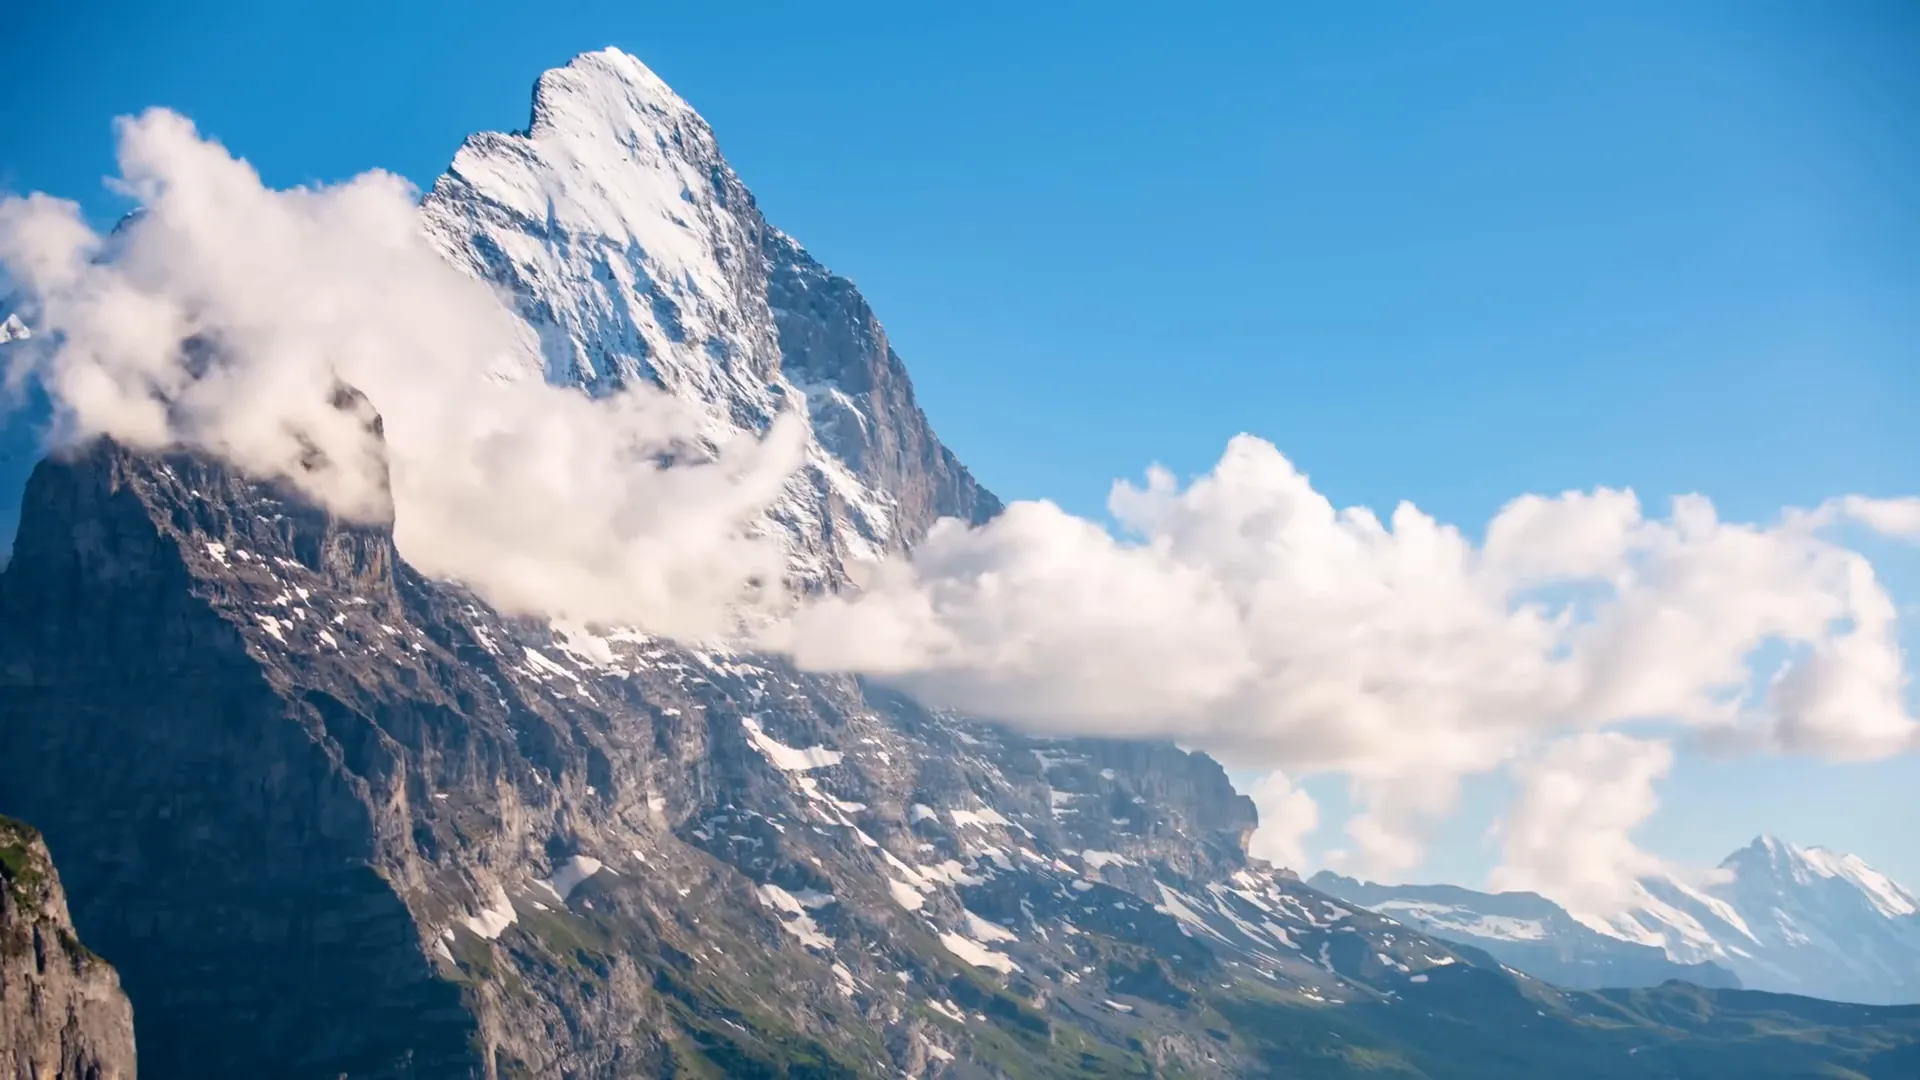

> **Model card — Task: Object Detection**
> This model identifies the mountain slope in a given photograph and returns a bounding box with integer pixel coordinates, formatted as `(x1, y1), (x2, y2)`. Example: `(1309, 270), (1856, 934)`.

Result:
(1586, 837), (1920, 1005)
(1, 816), (137, 1079)
(3, 47), (1920, 1080)
(1309, 872), (1741, 991)
(5, 441), (1918, 1078)
(0, 433), (1493, 1077)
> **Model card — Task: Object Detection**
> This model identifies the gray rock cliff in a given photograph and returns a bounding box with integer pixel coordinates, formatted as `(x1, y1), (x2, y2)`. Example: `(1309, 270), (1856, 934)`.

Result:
(1, 816), (137, 1080)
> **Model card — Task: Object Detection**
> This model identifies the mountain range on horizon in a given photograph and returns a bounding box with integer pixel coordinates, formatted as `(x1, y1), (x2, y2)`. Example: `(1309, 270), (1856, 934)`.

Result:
(1314, 834), (1920, 1006)
(3, 46), (1920, 1080)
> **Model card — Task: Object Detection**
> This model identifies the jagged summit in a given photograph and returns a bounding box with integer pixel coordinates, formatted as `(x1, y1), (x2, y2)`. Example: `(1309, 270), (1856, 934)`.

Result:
(436, 47), (747, 384)
(531, 48), (695, 128)
(423, 47), (998, 592)
(1731, 834), (1837, 867)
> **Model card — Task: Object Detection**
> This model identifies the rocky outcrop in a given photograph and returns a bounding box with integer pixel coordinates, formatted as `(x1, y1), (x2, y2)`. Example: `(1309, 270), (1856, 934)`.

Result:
(0, 816), (136, 1079)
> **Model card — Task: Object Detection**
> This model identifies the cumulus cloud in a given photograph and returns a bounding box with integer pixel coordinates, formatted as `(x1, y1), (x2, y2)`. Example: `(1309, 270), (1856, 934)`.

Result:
(0, 109), (801, 637)
(1490, 733), (1673, 915)
(1245, 771), (1319, 870)
(776, 436), (1920, 879)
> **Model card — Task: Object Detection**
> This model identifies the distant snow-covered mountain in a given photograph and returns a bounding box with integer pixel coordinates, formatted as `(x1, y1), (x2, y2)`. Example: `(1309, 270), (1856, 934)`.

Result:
(1583, 837), (1920, 1005)
(1319, 837), (1920, 1004)
(1308, 873), (1741, 991)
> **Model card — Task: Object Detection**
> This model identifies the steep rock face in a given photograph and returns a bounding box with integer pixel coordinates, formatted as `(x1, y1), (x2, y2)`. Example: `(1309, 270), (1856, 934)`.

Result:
(0, 816), (137, 1079)
(1309, 872), (1741, 991)
(0, 443), (480, 1077)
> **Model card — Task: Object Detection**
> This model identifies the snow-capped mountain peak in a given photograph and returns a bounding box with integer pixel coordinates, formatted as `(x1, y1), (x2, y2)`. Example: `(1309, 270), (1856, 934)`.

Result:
(1319, 840), (1920, 1004)
(1573, 838), (1920, 1004)
(429, 48), (770, 398)
(421, 48), (998, 592)
(1725, 835), (1918, 920)
(533, 47), (694, 128)
(0, 313), (29, 343)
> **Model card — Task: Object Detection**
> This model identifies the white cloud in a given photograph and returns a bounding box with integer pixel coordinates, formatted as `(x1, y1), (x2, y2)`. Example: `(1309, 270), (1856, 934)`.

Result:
(1245, 771), (1319, 870)
(0, 110), (801, 638)
(1765, 551), (1916, 760)
(1837, 496), (1920, 542)
(1490, 733), (1672, 915)
(774, 436), (1920, 880)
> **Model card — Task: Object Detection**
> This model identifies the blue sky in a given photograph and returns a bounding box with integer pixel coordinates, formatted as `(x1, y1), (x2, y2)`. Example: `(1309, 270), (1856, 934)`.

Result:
(6, 1), (1917, 887)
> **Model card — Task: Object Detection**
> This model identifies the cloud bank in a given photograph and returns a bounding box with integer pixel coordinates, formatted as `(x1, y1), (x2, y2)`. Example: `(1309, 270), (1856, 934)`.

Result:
(4, 110), (1915, 909)
(775, 439), (1920, 887)
(0, 110), (801, 637)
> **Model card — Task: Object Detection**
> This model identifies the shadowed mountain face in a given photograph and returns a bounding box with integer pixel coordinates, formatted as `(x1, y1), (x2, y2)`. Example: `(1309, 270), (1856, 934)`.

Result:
(0, 435), (1436, 1077)
(3, 47), (1920, 1080)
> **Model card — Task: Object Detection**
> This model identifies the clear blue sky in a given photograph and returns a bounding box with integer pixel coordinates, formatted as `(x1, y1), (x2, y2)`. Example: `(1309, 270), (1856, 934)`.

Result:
(6, 1), (1917, 887)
